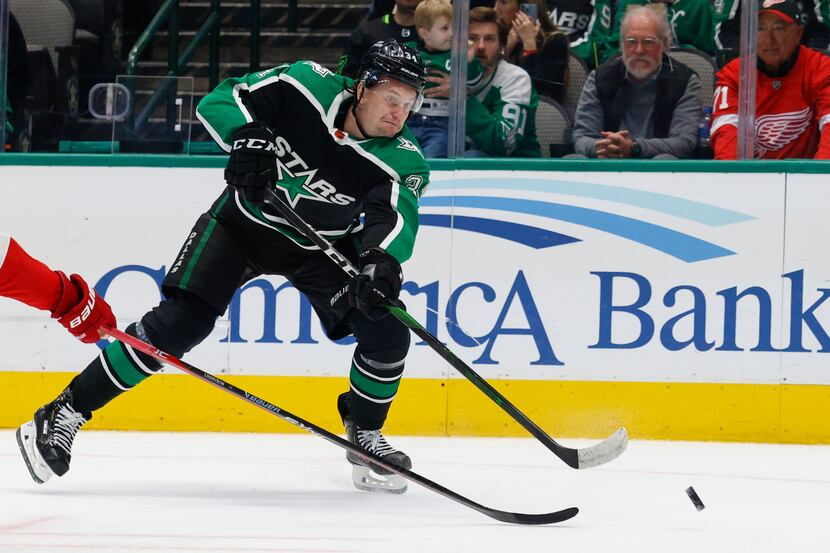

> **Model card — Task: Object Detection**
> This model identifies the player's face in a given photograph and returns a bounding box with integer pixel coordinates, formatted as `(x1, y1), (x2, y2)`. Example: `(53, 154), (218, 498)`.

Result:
(422, 16), (453, 51)
(757, 13), (804, 70)
(494, 0), (519, 26)
(358, 79), (419, 137)
(469, 22), (502, 70)
(621, 14), (666, 81)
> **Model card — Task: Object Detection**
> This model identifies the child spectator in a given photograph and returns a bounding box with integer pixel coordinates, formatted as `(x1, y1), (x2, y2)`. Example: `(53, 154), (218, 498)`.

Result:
(406, 0), (485, 157)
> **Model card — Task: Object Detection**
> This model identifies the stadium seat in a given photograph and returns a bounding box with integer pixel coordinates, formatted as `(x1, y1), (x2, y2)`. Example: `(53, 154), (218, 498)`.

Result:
(535, 96), (572, 158)
(562, 52), (589, 124)
(668, 47), (717, 109)
(10, 0), (76, 72)
(10, 0), (78, 115)
(69, 0), (124, 73)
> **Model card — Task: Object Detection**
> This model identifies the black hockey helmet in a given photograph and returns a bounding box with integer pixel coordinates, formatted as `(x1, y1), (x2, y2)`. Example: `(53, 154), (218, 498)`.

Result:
(357, 39), (427, 112)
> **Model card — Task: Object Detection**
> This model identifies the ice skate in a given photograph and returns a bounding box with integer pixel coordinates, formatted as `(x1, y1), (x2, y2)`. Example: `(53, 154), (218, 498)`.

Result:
(16, 388), (89, 484)
(338, 392), (410, 494)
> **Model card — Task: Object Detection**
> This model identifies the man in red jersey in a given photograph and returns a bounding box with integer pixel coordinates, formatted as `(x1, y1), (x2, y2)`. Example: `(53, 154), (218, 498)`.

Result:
(711, 0), (830, 159)
(0, 233), (116, 343)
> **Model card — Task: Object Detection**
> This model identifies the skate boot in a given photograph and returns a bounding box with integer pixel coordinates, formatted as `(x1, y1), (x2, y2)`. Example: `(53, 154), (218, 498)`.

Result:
(337, 392), (410, 494)
(16, 387), (90, 484)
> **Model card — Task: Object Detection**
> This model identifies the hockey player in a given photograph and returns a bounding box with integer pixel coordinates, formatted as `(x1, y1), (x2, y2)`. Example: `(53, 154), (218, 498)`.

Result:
(17, 40), (429, 494)
(0, 233), (115, 344)
(711, 0), (830, 159)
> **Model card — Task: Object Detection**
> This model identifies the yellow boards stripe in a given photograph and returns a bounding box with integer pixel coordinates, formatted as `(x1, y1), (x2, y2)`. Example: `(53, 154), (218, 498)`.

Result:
(1, 372), (828, 444)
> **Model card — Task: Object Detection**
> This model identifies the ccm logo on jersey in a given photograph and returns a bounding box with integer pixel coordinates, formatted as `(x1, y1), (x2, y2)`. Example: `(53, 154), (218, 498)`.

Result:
(69, 289), (98, 329)
(232, 137), (278, 153)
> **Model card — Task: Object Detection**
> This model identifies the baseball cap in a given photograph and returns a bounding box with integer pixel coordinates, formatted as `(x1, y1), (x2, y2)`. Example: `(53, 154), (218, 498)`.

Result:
(759, 0), (803, 25)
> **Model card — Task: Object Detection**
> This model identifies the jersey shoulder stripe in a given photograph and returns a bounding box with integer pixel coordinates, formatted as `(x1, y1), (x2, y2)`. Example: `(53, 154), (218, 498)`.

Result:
(280, 61), (354, 118)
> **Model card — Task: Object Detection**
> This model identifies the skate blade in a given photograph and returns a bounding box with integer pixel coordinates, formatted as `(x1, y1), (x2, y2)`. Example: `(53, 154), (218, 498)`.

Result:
(16, 421), (53, 484)
(352, 465), (407, 494)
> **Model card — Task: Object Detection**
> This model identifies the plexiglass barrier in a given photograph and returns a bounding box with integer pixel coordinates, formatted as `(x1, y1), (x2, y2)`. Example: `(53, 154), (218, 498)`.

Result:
(89, 75), (195, 154)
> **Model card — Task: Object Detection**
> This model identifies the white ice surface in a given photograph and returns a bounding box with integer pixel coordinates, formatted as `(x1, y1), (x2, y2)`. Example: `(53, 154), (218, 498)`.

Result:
(1, 430), (828, 552)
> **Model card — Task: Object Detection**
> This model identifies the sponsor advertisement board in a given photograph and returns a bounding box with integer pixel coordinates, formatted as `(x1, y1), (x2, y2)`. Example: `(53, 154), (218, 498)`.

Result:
(0, 160), (828, 441)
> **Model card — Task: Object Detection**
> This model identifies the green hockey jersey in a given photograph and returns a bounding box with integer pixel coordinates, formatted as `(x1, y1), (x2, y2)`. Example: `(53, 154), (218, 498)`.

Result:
(550, 0), (615, 68)
(466, 60), (541, 157)
(196, 61), (430, 263)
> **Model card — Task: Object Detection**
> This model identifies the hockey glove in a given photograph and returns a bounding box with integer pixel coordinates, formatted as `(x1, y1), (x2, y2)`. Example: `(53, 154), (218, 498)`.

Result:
(224, 122), (277, 203)
(348, 248), (403, 321)
(51, 272), (116, 344)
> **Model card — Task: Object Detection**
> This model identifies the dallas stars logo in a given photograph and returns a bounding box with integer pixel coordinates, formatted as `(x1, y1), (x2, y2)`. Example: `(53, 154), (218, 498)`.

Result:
(273, 158), (356, 208)
(268, 135), (356, 207)
(274, 161), (331, 209)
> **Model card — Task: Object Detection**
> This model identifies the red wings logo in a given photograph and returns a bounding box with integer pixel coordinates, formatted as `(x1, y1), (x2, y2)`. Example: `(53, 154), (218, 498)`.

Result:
(754, 107), (813, 156)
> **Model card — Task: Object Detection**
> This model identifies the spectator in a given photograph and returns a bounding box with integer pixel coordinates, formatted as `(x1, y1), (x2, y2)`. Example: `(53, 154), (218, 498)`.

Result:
(607, 0), (717, 58)
(338, 0), (423, 78)
(570, 5), (702, 158)
(711, 0), (830, 159)
(715, 0), (830, 68)
(5, 12), (33, 149)
(406, 0), (485, 157)
(494, 0), (570, 101)
(466, 7), (542, 157)
(547, 0), (615, 67)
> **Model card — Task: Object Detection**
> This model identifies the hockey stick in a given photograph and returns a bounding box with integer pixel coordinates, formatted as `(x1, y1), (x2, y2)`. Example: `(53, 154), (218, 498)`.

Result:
(263, 188), (627, 470)
(103, 326), (578, 525)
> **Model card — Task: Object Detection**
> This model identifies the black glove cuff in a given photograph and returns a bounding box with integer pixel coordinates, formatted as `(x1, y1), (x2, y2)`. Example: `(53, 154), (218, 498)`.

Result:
(358, 248), (401, 273)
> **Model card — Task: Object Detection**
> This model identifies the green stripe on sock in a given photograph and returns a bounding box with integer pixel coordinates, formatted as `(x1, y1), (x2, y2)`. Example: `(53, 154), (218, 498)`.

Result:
(103, 341), (149, 387)
(180, 218), (217, 289)
(350, 364), (400, 399)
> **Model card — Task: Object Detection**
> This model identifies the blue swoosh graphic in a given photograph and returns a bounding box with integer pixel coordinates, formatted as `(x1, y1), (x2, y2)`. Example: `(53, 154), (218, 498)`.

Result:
(420, 214), (581, 249)
(428, 177), (754, 226)
(421, 196), (735, 262)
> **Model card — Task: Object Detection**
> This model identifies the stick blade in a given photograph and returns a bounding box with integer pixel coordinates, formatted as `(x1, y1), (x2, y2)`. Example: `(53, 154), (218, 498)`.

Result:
(577, 427), (629, 469)
(488, 506), (580, 525)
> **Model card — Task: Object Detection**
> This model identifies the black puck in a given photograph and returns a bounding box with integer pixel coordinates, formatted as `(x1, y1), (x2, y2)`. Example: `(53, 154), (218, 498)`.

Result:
(685, 486), (705, 511)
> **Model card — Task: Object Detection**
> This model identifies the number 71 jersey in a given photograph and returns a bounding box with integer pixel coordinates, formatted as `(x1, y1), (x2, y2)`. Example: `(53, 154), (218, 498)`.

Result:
(710, 45), (830, 159)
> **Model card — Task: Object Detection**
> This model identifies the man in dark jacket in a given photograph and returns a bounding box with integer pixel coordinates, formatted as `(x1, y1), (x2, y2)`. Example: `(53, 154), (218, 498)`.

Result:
(338, 0), (422, 78)
(571, 5), (701, 158)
